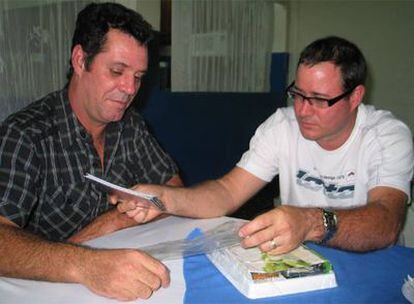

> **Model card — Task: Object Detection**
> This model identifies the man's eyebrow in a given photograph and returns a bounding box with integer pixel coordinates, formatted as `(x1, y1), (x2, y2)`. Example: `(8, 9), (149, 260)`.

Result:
(135, 72), (147, 78)
(135, 69), (147, 75)
(293, 84), (331, 98)
(112, 62), (128, 67)
(112, 62), (147, 75)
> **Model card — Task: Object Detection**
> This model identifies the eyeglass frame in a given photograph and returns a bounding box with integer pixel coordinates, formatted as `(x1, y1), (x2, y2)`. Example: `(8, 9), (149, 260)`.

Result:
(286, 81), (356, 108)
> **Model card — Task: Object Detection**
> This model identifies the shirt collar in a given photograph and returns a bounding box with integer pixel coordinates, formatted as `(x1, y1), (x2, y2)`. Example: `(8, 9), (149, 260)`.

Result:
(54, 87), (126, 149)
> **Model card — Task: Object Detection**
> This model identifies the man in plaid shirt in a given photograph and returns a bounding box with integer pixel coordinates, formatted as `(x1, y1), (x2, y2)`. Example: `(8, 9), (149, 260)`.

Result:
(0, 2), (181, 301)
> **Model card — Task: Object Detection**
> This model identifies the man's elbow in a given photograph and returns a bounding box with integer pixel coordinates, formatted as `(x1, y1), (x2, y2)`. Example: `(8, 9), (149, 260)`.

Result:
(389, 221), (405, 246)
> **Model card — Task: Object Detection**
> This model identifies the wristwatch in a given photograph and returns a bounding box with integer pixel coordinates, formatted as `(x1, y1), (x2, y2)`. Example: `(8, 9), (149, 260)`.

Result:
(319, 209), (338, 244)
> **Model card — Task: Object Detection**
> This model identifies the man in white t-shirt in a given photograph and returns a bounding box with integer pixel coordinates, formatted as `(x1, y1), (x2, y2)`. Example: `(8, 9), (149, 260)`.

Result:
(114, 36), (414, 254)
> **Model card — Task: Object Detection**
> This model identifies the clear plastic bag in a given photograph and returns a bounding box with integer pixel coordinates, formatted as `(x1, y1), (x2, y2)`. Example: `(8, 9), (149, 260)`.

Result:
(141, 220), (245, 261)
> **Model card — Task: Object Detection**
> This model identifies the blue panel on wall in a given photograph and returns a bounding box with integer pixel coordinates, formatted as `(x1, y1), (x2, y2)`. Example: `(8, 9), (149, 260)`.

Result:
(270, 52), (290, 97)
(138, 90), (285, 186)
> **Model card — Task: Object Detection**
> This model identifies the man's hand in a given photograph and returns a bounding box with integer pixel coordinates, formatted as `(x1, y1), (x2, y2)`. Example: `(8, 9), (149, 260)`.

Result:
(108, 184), (166, 223)
(238, 206), (324, 255)
(77, 248), (170, 301)
(111, 198), (164, 223)
(109, 173), (182, 223)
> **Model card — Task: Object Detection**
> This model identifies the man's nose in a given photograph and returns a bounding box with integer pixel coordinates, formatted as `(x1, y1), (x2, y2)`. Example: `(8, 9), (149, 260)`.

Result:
(120, 76), (138, 95)
(296, 98), (314, 116)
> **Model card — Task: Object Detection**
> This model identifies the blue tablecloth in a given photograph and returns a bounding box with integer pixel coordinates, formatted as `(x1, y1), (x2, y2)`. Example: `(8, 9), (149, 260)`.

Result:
(184, 229), (414, 303)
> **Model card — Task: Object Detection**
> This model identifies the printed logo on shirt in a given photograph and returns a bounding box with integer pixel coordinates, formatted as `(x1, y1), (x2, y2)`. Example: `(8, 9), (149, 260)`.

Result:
(296, 169), (355, 199)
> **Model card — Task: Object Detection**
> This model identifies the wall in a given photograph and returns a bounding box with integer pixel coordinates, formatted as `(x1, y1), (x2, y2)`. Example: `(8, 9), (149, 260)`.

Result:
(284, 0), (414, 247)
(114, 0), (414, 133)
(115, 0), (160, 30)
(0, 0), (161, 122)
(285, 0), (414, 131)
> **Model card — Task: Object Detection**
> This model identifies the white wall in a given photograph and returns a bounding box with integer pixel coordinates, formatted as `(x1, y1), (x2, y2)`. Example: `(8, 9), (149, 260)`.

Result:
(115, 0), (160, 30)
(284, 0), (414, 247)
(2, 1), (161, 29)
(285, 0), (414, 131)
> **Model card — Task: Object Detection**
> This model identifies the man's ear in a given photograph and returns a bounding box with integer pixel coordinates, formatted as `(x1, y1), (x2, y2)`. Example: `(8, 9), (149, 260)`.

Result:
(349, 84), (365, 110)
(71, 44), (86, 75)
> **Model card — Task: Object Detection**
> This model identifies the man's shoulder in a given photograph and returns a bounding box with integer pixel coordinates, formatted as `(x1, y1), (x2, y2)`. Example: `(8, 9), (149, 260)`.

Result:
(275, 106), (296, 121)
(123, 106), (145, 122)
(1, 91), (61, 142)
(359, 104), (411, 137)
(122, 106), (147, 131)
(259, 106), (297, 133)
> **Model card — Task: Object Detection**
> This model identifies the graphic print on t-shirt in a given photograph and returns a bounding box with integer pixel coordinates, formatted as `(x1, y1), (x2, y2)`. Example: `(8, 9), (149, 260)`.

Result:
(296, 169), (355, 199)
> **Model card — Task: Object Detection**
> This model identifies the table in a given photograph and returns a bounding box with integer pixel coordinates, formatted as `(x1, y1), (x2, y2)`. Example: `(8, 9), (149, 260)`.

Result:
(0, 216), (413, 303)
(0, 216), (226, 304)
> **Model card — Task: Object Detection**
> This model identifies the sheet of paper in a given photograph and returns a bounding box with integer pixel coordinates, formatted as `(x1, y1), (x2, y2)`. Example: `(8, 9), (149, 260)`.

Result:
(84, 173), (166, 211)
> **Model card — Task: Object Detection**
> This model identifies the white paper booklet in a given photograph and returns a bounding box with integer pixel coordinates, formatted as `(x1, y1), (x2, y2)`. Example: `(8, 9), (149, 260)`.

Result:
(207, 244), (337, 299)
(84, 173), (166, 211)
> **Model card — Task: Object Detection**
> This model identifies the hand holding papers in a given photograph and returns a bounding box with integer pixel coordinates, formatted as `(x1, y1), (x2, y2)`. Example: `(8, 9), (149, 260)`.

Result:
(84, 173), (166, 211)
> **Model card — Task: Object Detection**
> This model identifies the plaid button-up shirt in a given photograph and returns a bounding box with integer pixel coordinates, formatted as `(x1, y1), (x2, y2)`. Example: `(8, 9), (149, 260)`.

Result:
(0, 88), (178, 241)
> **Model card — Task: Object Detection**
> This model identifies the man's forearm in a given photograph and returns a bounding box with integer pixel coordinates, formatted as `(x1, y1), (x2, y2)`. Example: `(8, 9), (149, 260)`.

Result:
(163, 179), (240, 218)
(155, 169), (266, 219)
(304, 187), (407, 252)
(68, 208), (138, 243)
(162, 181), (226, 218)
(0, 222), (172, 301)
(326, 202), (405, 251)
(0, 223), (87, 282)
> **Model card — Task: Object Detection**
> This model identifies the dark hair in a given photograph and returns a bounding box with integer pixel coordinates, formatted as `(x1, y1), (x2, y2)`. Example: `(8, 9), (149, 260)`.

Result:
(67, 2), (153, 79)
(298, 36), (367, 91)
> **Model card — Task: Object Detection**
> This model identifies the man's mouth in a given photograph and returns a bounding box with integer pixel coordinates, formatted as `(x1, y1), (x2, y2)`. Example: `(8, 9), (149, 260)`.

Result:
(109, 97), (129, 107)
(299, 118), (315, 126)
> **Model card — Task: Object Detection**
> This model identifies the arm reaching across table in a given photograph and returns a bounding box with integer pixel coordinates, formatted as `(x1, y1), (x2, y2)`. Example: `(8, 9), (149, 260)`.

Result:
(112, 168), (409, 254)
(110, 167), (266, 221)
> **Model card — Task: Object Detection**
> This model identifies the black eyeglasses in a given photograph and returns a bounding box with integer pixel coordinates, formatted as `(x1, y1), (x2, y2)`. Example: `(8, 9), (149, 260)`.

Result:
(286, 81), (356, 109)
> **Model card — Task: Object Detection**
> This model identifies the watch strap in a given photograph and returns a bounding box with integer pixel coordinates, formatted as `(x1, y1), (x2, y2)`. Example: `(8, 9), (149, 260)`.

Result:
(319, 208), (338, 244)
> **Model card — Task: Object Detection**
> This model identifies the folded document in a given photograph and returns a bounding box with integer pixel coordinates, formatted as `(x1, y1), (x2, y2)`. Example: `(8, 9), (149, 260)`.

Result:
(84, 173), (166, 211)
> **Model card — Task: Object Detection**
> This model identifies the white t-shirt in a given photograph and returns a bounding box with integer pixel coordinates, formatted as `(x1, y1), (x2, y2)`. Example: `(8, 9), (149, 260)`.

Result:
(237, 104), (414, 209)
